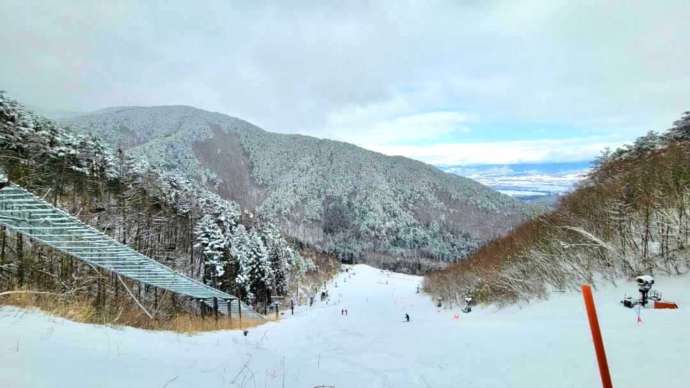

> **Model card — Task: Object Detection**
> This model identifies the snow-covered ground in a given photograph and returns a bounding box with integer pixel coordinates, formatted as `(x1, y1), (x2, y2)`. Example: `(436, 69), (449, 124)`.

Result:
(1, 264), (689, 387)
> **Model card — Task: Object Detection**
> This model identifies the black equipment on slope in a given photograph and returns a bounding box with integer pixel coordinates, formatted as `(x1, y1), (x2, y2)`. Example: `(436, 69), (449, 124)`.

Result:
(621, 275), (661, 308)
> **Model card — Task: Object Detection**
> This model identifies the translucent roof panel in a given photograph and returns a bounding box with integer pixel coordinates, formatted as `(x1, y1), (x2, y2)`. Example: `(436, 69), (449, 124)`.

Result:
(0, 184), (260, 318)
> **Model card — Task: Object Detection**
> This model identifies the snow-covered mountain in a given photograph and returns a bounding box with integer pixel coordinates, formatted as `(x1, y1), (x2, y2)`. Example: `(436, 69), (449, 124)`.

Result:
(63, 106), (532, 270)
(0, 92), (314, 307)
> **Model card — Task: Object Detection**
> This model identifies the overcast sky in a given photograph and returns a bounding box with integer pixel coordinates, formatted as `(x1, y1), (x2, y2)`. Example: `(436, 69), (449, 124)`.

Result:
(2, 1), (689, 165)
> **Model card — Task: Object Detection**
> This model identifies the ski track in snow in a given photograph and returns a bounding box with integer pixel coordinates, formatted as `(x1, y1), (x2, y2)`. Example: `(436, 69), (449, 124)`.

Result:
(1, 264), (689, 387)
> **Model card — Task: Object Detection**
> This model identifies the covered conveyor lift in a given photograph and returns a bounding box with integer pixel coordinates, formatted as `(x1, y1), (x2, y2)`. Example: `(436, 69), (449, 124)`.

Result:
(0, 183), (261, 319)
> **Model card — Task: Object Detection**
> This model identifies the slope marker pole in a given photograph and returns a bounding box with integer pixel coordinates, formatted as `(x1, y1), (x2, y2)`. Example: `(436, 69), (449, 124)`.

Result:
(581, 284), (614, 388)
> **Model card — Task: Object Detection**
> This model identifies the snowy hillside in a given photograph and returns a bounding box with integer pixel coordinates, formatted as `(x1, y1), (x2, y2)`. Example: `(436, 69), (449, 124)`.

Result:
(426, 118), (690, 306)
(2, 264), (688, 388)
(0, 92), (317, 311)
(63, 107), (532, 270)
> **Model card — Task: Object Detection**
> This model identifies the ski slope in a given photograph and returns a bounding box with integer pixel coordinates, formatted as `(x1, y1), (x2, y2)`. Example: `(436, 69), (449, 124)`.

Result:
(1, 264), (689, 387)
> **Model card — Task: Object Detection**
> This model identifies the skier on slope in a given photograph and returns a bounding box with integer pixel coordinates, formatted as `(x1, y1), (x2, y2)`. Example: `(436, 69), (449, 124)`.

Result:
(404, 313), (410, 322)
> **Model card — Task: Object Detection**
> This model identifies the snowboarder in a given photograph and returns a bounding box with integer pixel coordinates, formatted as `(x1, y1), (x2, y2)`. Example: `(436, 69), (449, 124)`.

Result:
(404, 313), (410, 322)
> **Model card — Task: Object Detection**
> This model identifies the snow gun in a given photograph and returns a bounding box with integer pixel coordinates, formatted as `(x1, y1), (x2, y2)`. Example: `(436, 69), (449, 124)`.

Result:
(621, 275), (678, 309)
(461, 296), (473, 313)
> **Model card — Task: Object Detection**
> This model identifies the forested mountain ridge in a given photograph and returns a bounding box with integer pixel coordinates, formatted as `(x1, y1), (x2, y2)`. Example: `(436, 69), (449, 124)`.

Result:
(0, 92), (328, 317)
(64, 106), (532, 271)
(425, 111), (690, 306)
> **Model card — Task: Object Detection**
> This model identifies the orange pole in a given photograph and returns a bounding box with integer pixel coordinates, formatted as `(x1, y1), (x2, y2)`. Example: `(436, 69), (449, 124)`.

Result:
(582, 284), (614, 388)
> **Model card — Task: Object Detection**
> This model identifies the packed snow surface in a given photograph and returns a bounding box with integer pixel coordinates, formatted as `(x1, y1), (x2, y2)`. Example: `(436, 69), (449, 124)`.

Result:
(1, 264), (689, 387)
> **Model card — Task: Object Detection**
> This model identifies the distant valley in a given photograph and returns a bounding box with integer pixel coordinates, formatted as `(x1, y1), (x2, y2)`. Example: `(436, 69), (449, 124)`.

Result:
(440, 161), (590, 205)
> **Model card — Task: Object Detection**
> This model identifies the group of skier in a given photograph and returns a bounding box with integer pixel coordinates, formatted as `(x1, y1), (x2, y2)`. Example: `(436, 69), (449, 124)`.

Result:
(272, 267), (425, 328)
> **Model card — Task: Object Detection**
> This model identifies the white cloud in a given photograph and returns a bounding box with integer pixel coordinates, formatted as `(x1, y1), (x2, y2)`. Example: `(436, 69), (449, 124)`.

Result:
(366, 137), (631, 166)
(323, 100), (474, 145)
(1, 0), (689, 154)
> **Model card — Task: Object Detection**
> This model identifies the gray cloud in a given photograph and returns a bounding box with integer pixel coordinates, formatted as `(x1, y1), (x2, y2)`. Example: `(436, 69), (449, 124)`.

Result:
(1, 0), (689, 154)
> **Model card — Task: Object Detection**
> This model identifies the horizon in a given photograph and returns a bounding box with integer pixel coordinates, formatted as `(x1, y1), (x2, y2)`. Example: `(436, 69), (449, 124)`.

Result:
(26, 102), (624, 168)
(2, 1), (689, 165)
(25, 100), (604, 167)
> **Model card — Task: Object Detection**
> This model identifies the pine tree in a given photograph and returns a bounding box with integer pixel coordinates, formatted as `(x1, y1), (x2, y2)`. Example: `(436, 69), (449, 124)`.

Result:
(194, 214), (227, 288)
(632, 131), (660, 155)
(230, 225), (272, 303)
(666, 111), (690, 142)
(260, 223), (291, 296)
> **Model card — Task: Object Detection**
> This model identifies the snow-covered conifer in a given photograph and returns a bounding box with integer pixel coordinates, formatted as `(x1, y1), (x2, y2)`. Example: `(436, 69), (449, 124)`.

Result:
(230, 225), (272, 302)
(194, 214), (227, 287)
(259, 223), (292, 295)
(667, 111), (690, 141)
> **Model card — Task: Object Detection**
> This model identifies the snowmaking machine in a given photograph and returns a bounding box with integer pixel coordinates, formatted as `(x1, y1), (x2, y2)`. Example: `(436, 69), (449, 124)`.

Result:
(621, 275), (678, 309)
(461, 296), (474, 313)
